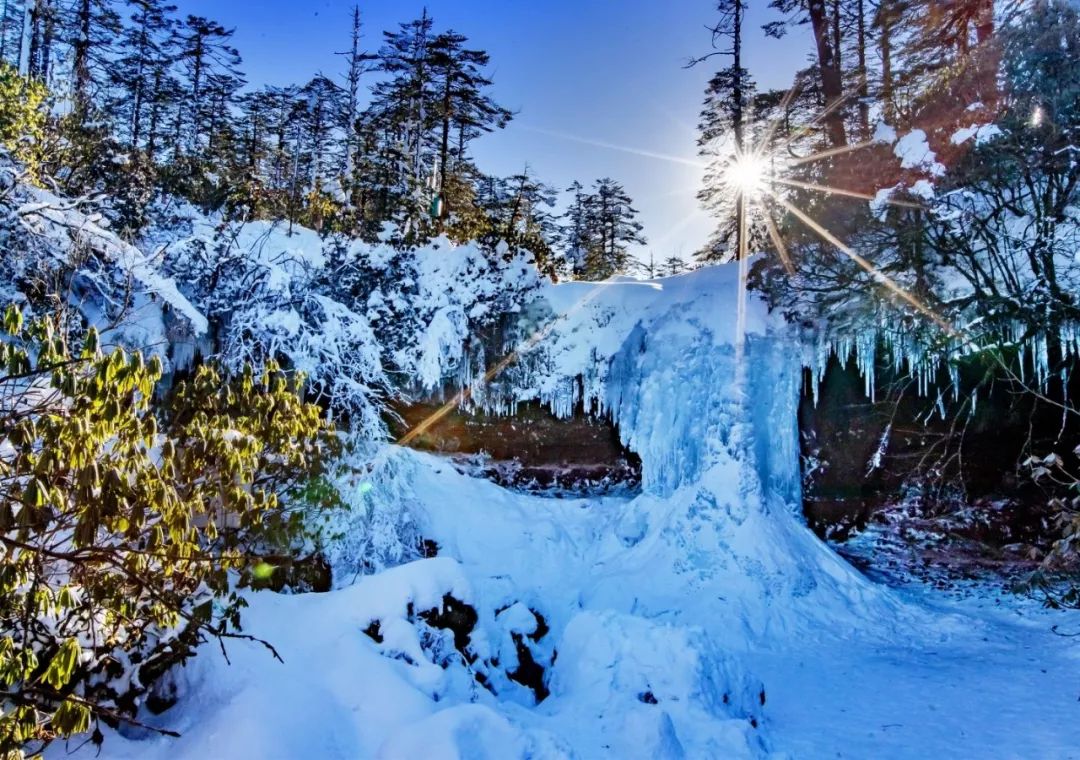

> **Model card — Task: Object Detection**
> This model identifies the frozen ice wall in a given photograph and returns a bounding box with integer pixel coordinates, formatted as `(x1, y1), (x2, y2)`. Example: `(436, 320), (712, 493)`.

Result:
(485, 265), (801, 506)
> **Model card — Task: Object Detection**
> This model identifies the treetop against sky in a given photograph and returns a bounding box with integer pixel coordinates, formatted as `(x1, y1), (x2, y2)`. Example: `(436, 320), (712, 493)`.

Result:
(177, 0), (810, 263)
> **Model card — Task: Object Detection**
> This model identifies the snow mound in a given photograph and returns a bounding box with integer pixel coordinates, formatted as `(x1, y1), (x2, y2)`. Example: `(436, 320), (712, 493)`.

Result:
(545, 610), (763, 758)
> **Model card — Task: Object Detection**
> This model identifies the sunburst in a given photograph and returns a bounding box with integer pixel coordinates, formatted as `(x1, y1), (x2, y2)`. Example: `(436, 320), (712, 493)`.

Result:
(398, 78), (965, 446)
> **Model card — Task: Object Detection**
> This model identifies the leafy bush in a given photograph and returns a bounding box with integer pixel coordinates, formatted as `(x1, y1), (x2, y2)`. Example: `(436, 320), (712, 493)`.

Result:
(0, 305), (338, 755)
(0, 65), (46, 184)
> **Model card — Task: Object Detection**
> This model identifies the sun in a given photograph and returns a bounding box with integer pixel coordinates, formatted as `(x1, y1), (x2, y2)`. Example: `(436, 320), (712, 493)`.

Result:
(726, 153), (768, 196)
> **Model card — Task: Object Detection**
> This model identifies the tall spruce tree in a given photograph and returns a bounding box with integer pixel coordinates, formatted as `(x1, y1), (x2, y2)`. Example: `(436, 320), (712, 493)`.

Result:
(110, 0), (176, 150)
(62, 0), (120, 115)
(692, 1), (757, 261)
(560, 180), (594, 278)
(175, 15), (242, 155)
(338, 5), (375, 178)
(427, 29), (511, 205)
(580, 177), (645, 280)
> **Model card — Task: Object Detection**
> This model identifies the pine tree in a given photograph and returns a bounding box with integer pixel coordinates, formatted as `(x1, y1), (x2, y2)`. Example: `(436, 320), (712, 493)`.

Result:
(663, 254), (688, 276)
(427, 29), (511, 206)
(294, 74), (346, 187)
(110, 0), (176, 150)
(338, 5), (375, 177)
(560, 180), (594, 278)
(692, 1), (760, 262)
(369, 11), (435, 190)
(580, 177), (644, 280)
(175, 15), (243, 156)
(62, 0), (121, 115)
(494, 166), (559, 271)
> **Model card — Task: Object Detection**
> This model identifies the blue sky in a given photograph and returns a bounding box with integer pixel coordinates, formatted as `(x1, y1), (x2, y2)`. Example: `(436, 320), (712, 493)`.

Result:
(177, 0), (811, 264)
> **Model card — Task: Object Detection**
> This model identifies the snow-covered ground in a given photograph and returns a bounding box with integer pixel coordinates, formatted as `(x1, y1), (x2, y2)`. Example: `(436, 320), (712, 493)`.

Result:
(55, 262), (1080, 759)
(71, 452), (1080, 760)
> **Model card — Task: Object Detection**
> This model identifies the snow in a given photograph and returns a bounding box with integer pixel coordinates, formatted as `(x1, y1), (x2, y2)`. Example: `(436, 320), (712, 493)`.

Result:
(893, 129), (946, 176)
(950, 123), (1003, 146)
(873, 121), (898, 144)
(459, 266), (787, 496)
(68, 448), (1080, 760)
(48, 263), (1080, 759)
(15, 186), (207, 336)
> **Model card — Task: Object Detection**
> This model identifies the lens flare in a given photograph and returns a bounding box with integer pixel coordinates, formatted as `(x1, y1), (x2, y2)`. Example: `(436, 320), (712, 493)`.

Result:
(727, 154), (767, 196)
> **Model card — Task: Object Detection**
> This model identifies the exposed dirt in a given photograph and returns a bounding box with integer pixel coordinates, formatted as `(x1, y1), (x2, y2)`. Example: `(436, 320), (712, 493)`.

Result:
(390, 400), (641, 494)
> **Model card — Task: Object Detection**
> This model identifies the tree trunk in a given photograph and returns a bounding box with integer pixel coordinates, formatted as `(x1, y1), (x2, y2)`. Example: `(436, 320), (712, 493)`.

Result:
(130, 20), (151, 148)
(72, 0), (91, 113)
(877, 0), (895, 125)
(19, 0), (36, 77)
(732, 0), (746, 260)
(38, 1), (52, 82)
(855, 0), (869, 140)
(147, 67), (163, 159)
(831, 0), (842, 72)
(975, 0), (993, 44)
(438, 66), (452, 201)
(809, 0), (846, 147)
(189, 37), (204, 153)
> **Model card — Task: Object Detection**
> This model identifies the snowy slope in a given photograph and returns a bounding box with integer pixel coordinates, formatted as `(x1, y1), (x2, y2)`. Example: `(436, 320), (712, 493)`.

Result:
(61, 263), (1080, 759)
(0, 166), (207, 372)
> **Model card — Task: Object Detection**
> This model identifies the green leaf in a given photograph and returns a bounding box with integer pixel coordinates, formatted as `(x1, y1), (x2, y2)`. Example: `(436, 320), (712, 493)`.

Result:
(3, 304), (22, 336)
(52, 699), (90, 736)
(42, 638), (81, 690)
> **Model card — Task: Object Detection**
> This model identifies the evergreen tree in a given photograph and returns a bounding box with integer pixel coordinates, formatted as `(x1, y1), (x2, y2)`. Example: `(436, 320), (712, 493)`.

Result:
(662, 254), (688, 276)
(175, 15), (243, 156)
(294, 74), (346, 187)
(62, 0), (121, 115)
(492, 166), (559, 272)
(692, 1), (765, 262)
(338, 5), (375, 177)
(369, 11), (435, 194)
(109, 0), (176, 150)
(427, 29), (511, 208)
(560, 180), (594, 278)
(580, 177), (645, 280)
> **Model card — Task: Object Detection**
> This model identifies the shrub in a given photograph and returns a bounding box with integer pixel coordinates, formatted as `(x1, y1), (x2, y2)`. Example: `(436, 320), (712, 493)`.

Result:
(0, 305), (338, 755)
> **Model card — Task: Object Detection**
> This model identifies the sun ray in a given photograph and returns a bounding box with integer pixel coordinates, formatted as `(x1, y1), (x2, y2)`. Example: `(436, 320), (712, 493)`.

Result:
(650, 206), (710, 250)
(736, 183), (750, 370)
(787, 140), (877, 167)
(751, 78), (802, 159)
(519, 125), (707, 169)
(763, 210), (796, 276)
(771, 176), (926, 209)
(765, 189), (957, 337)
(771, 86), (863, 158)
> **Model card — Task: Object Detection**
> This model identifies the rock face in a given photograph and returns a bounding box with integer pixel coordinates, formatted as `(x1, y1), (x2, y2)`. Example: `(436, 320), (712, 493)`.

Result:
(390, 401), (642, 494)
